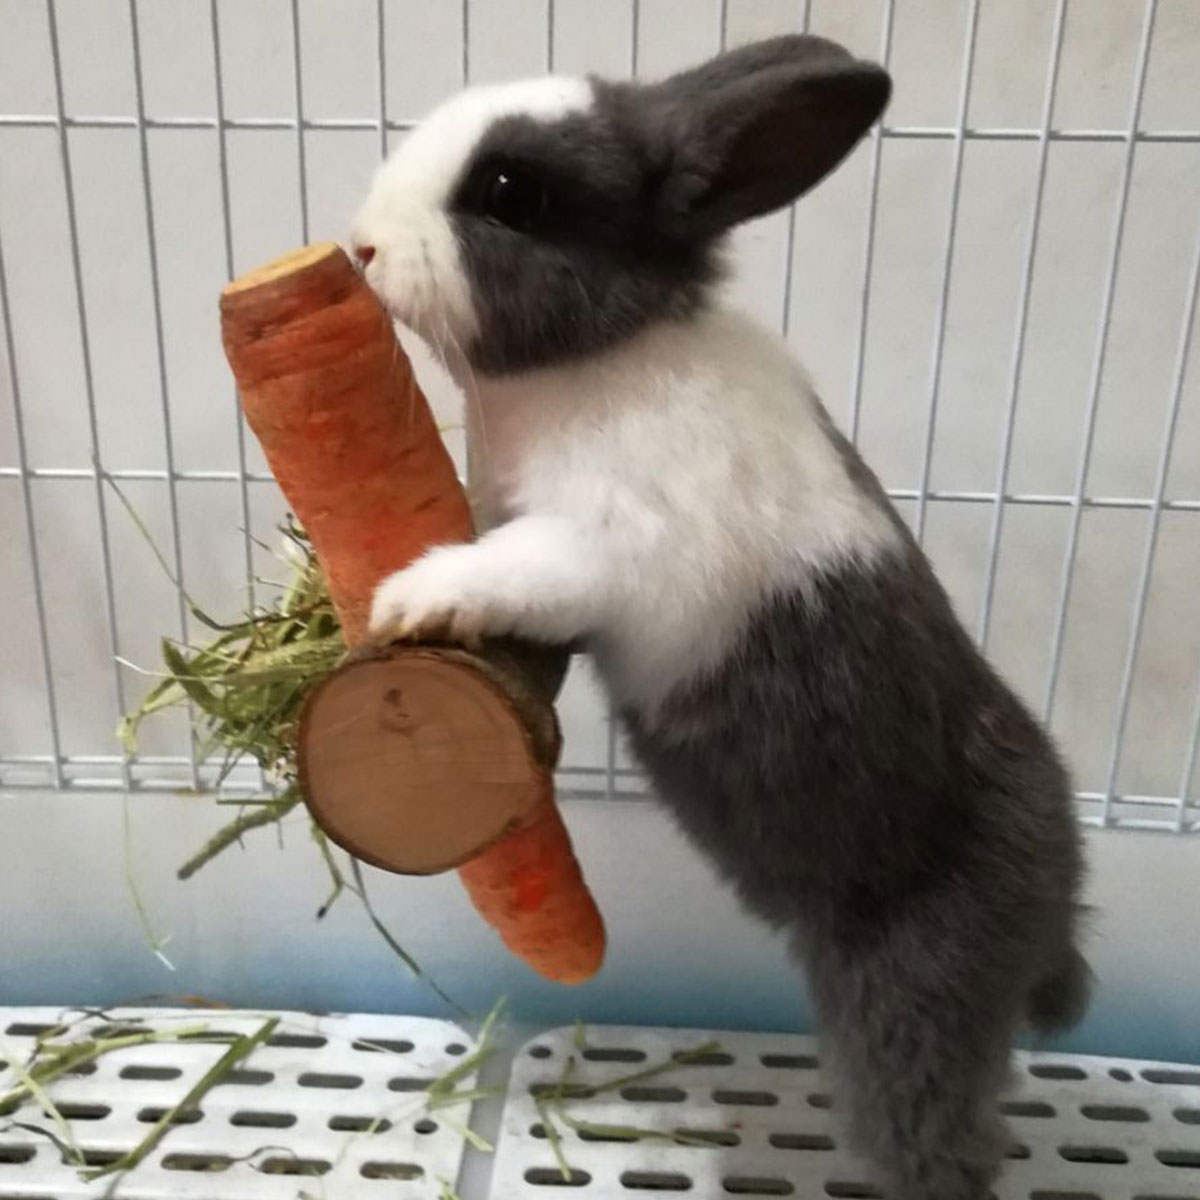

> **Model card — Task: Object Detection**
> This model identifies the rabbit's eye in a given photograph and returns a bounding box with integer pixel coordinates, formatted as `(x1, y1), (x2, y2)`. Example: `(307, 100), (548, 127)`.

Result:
(481, 167), (547, 232)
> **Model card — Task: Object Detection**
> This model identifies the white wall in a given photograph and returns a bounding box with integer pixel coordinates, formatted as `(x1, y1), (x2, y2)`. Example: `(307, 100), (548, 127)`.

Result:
(1, 792), (1197, 1065)
(1, 1), (1198, 1059)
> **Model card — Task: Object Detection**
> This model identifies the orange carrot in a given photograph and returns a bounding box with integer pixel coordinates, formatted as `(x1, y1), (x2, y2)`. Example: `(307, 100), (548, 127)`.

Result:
(220, 242), (605, 985)
(219, 242), (473, 645)
(459, 791), (606, 985)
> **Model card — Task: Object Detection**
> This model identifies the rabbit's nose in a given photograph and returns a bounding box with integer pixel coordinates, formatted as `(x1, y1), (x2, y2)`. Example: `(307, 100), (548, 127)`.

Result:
(353, 243), (376, 267)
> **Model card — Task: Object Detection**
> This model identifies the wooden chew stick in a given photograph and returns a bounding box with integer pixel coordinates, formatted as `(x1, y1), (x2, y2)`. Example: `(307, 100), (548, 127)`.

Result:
(220, 243), (605, 984)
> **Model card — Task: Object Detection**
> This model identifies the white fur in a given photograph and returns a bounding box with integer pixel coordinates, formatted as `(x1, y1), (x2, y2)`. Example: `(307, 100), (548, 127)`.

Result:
(351, 77), (593, 352)
(370, 307), (901, 712)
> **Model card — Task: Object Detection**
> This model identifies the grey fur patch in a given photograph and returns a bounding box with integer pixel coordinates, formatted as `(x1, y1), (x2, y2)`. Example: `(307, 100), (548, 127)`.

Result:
(447, 35), (889, 374)
(621, 486), (1087, 1200)
(449, 99), (718, 375)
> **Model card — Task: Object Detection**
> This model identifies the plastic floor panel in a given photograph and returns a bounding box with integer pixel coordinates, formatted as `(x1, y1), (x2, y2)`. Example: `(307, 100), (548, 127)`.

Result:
(491, 1025), (1200, 1200)
(0, 1006), (475, 1198)
(2, 1010), (1198, 1198)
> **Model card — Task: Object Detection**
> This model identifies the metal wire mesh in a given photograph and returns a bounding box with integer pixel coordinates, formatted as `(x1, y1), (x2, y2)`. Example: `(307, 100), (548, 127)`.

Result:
(0, 0), (1197, 833)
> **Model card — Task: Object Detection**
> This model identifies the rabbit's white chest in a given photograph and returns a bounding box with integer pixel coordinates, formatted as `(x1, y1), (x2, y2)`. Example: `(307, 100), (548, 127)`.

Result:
(463, 309), (900, 708)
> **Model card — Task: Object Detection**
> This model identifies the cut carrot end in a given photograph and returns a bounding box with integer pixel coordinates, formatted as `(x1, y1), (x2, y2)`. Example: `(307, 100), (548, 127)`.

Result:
(458, 796), (606, 984)
(221, 241), (341, 295)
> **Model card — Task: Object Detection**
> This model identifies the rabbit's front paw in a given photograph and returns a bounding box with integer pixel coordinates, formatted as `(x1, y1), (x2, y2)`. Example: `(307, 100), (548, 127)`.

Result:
(368, 547), (504, 649)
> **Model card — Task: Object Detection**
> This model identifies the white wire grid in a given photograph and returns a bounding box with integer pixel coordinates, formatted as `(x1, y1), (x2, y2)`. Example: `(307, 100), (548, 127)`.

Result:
(0, 0), (1197, 833)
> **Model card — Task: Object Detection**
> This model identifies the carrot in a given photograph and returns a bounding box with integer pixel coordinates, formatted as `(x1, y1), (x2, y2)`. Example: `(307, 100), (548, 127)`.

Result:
(220, 242), (605, 985)
(458, 792), (607, 985)
(219, 242), (473, 645)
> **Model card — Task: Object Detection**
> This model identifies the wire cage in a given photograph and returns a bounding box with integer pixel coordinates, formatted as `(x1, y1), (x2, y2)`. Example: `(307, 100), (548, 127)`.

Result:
(1, 0), (1198, 835)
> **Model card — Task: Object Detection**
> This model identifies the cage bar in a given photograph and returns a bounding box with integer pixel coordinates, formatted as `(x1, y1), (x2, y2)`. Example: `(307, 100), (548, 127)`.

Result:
(847, 0), (895, 445)
(376, 0), (388, 160)
(462, 0), (471, 85)
(5, 113), (1200, 144)
(43, 0), (132, 789)
(778, 0), (813, 337)
(1, 465), (1197, 512)
(631, 0), (640, 78)
(976, 0), (1068, 650)
(291, 0), (310, 244)
(1100, 218), (1200, 823)
(209, 0), (259, 620)
(1043, 0), (1160, 722)
(0, 224), (66, 788)
(1179, 677), (1200, 832)
(602, 0), (641, 799)
(128, 0), (200, 790)
(913, 0), (982, 545)
(3, 750), (1196, 832)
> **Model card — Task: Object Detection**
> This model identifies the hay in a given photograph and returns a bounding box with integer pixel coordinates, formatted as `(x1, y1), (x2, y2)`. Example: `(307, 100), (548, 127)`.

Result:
(113, 487), (453, 1004)
(117, 514), (341, 885)
(81, 1018), (280, 1182)
(533, 1036), (727, 1180)
(1, 1005), (499, 1191)
(118, 517), (342, 831)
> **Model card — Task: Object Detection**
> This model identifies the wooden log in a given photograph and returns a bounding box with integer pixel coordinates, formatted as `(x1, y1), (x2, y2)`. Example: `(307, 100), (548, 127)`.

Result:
(219, 244), (604, 983)
(298, 639), (567, 876)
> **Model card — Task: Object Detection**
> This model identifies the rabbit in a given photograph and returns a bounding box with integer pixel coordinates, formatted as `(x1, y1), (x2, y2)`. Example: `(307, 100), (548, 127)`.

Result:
(351, 35), (1090, 1200)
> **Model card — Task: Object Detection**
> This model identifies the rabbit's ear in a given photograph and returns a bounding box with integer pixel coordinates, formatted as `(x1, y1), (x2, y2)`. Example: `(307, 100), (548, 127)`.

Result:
(647, 36), (890, 238)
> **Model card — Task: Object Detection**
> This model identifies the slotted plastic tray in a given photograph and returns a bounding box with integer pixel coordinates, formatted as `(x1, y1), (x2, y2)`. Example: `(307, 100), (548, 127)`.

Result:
(491, 1025), (1200, 1200)
(0, 1006), (476, 1198)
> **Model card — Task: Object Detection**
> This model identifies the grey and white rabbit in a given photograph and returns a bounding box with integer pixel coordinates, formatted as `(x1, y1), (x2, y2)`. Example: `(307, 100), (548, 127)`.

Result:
(351, 36), (1090, 1200)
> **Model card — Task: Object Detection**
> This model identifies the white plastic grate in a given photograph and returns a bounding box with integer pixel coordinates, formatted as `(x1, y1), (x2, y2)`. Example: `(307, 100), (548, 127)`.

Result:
(491, 1025), (1200, 1200)
(0, 1006), (477, 1199)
